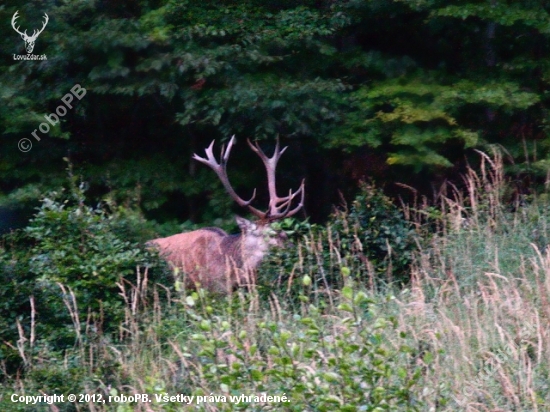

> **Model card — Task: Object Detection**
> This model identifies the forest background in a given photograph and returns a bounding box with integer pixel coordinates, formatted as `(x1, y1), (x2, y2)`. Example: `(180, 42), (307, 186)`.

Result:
(1, 0), (549, 229)
(1, 1), (550, 410)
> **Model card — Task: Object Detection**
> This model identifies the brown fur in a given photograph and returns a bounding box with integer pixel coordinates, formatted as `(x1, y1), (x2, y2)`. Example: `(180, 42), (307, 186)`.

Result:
(148, 217), (285, 293)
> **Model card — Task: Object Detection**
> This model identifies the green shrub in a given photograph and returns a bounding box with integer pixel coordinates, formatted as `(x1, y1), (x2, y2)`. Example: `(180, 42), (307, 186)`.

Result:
(257, 217), (333, 299)
(260, 183), (416, 298)
(157, 283), (435, 411)
(331, 182), (416, 285)
(0, 184), (167, 372)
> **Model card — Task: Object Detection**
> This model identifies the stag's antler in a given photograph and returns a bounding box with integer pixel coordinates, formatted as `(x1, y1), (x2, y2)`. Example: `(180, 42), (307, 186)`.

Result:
(193, 136), (264, 218)
(34, 13), (49, 38)
(193, 136), (305, 221)
(246, 138), (305, 220)
(11, 11), (25, 37)
(12, 11), (49, 40)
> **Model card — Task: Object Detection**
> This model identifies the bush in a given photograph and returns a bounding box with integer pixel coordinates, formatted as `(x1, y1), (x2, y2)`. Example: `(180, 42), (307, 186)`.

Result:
(0, 184), (167, 372)
(331, 182), (416, 285)
(156, 283), (435, 411)
(259, 183), (416, 298)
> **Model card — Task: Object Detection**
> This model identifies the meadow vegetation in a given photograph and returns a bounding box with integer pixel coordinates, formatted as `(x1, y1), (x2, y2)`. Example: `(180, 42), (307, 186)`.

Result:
(1, 153), (549, 411)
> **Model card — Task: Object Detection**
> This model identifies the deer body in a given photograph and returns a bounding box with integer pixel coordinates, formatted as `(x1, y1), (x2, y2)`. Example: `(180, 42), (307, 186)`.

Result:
(150, 218), (286, 293)
(149, 135), (303, 293)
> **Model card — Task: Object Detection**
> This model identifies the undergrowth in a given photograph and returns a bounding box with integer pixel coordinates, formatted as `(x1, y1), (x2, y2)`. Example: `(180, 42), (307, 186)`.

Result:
(1, 150), (550, 411)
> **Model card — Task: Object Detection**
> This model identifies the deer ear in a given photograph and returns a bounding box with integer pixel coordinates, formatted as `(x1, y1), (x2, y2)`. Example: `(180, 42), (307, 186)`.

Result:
(235, 216), (254, 232)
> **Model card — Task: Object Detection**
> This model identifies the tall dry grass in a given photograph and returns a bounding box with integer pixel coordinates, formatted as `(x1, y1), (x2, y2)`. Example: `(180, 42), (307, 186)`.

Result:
(2, 150), (550, 411)
(397, 149), (550, 410)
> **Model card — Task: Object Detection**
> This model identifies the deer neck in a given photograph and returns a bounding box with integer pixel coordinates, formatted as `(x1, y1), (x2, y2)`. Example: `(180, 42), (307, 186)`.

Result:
(239, 232), (270, 270)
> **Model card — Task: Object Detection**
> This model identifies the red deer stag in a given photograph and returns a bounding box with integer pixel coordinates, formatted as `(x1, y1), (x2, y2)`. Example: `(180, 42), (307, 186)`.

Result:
(148, 136), (304, 293)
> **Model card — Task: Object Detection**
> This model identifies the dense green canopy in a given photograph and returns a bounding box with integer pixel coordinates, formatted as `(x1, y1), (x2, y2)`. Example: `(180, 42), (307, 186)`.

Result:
(1, 0), (549, 224)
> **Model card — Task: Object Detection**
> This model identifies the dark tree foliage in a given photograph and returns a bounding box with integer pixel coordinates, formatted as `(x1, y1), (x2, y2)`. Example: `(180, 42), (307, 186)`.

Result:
(1, 0), (550, 224)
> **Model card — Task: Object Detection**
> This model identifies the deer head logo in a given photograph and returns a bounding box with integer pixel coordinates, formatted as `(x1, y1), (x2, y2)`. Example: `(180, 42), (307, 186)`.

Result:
(11, 11), (49, 54)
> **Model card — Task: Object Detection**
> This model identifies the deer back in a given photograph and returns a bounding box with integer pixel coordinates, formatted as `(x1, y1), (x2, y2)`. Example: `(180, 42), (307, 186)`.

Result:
(149, 227), (249, 293)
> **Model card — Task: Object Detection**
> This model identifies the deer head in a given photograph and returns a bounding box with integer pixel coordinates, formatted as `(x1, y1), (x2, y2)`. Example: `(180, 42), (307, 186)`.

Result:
(12, 11), (49, 54)
(148, 136), (305, 293)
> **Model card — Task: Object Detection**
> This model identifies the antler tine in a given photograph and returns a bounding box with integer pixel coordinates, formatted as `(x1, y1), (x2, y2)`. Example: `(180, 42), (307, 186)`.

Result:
(32, 13), (49, 38)
(284, 178), (306, 217)
(192, 139), (215, 164)
(11, 11), (26, 36)
(221, 135), (236, 163)
(247, 137), (305, 221)
(193, 137), (266, 218)
(247, 137), (287, 204)
(266, 178), (305, 220)
(247, 137), (288, 168)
